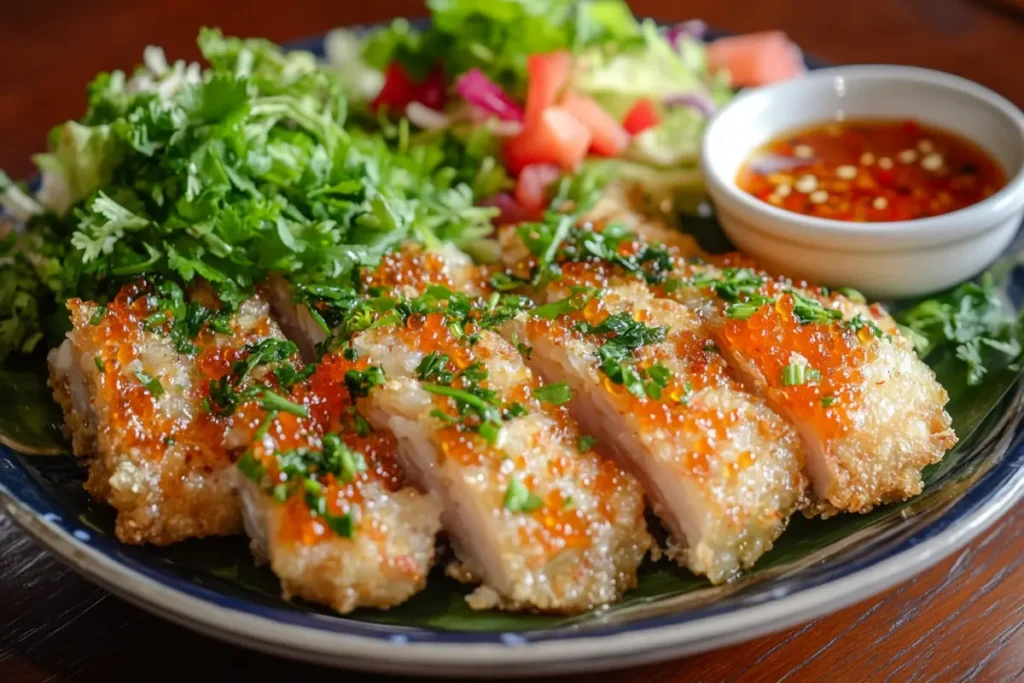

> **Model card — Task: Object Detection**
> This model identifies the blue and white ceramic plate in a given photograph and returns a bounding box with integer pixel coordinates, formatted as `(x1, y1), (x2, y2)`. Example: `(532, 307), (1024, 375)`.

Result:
(1, 30), (1023, 677)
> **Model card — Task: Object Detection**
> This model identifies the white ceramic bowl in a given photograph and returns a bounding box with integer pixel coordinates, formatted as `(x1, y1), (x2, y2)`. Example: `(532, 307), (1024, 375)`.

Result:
(701, 66), (1024, 299)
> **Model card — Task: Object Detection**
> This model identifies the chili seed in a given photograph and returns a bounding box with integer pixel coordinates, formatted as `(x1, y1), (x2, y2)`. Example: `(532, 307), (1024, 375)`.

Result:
(836, 165), (857, 180)
(794, 144), (815, 159)
(794, 174), (818, 194)
(921, 153), (944, 172)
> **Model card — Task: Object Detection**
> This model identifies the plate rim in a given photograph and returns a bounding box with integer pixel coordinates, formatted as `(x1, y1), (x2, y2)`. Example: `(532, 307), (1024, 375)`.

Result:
(2, 25), (1024, 677)
(3, 438), (1022, 676)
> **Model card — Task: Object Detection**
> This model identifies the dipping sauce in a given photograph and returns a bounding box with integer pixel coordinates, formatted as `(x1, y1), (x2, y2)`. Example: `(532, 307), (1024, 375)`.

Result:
(737, 118), (1007, 221)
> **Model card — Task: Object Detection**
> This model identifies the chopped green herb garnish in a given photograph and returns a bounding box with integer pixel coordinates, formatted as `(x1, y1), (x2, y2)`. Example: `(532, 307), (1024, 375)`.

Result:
(89, 306), (107, 326)
(352, 413), (372, 437)
(135, 370), (165, 398)
(531, 382), (573, 406)
(781, 364), (806, 386)
(578, 435), (599, 452)
(423, 383), (502, 425)
(789, 290), (844, 325)
(237, 450), (266, 484)
(531, 287), (597, 320)
(93, 356), (104, 371)
(847, 314), (886, 339)
(259, 390), (308, 418)
(726, 303), (760, 320)
(344, 366), (386, 398)
(416, 351), (454, 384)
(504, 478), (544, 513)
(821, 396), (836, 407)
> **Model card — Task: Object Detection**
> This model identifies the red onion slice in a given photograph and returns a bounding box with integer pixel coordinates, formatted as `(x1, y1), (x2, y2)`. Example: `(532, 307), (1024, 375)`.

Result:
(663, 92), (717, 117)
(455, 68), (525, 122)
(665, 19), (708, 47)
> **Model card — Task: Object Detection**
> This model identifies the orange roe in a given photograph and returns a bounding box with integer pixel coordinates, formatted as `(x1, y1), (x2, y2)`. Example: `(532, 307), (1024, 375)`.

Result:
(723, 294), (868, 439)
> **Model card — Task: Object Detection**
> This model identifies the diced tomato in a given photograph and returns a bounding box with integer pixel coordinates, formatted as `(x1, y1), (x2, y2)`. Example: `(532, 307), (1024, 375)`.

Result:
(417, 66), (447, 111)
(371, 62), (447, 112)
(524, 51), (572, 125)
(706, 31), (805, 88)
(560, 92), (629, 157)
(622, 98), (661, 135)
(503, 106), (593, 174)
(515, 164), (562, 215)
(372, 62), (417, 112)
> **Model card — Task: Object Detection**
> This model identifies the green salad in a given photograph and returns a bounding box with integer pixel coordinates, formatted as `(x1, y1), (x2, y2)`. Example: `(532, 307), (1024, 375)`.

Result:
(0, 0), (1019, 386)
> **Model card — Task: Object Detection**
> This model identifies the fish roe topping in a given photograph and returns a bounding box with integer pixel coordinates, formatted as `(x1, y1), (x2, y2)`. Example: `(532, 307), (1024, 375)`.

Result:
(71, 283), (239, 471)
(362, 248), (458, 294)
(737, 118), (1007, 221)
(723, 294), (869, 439)
(243, 350), (408, 547)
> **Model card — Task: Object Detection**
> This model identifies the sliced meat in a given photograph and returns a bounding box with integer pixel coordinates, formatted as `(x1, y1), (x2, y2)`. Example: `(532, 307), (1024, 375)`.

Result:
(234, 351), (441, 613)
(529, 215), (955, 514)
(46, 281), (285, 545)
(351, 314), (651, 611)
(266, 243), (485, 364)
(501, 266), (807, 583)
(662, 260), (956, 514)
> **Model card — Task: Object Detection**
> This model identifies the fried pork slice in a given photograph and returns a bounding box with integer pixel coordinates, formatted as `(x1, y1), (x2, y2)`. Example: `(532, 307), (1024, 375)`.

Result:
(265, 245), (648, 610)
(350, 315), (650, 612)
(234, 351), (442, 613)
(662, 259), (956, 514)
(46, 282), (282, 544)
(547, 215), (955, 513)
(501, 265), (806, 583)
(266, 243), (483, 363)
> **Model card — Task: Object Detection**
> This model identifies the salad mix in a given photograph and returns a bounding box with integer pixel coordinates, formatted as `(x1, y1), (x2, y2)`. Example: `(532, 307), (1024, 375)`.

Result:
(0, 0), (1017, 388)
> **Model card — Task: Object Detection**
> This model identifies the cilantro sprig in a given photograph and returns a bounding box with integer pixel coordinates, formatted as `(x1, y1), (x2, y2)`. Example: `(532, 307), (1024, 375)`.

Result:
(0, 28), (501, 362)
(897, 273), (1023, 386)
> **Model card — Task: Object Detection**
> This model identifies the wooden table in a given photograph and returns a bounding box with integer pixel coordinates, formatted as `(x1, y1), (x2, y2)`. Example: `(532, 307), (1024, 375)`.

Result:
(1, 1), (1022, 680)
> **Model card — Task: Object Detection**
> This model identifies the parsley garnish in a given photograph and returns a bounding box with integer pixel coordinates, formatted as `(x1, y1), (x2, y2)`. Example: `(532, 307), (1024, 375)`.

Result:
(789, 290), (844, 325)
(897, 273), (1023, 386)
(578, 435), (599, 452)
(504, 478), (544, 513)
(416, 351), (454, 384)
(531, 287), (597, 320)
(531, 382), (573, 406)
(135, 370), (165, 398)
(344, 366), (386, 398)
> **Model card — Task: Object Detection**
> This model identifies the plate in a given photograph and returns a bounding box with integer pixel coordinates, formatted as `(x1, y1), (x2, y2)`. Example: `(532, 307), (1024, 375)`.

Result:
(2, 29), (1023, 677)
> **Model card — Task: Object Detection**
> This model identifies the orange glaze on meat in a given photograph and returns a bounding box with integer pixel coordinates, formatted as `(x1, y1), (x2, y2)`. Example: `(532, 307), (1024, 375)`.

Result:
(516, 487), (590, 553)
(723, 294), (868, 440)
(362, 249), (462, 295)
(70, 284), (234, 474)
(252, 351), (408, 548)
(382, 307), (621, 556)
(525, 297), (745, 481)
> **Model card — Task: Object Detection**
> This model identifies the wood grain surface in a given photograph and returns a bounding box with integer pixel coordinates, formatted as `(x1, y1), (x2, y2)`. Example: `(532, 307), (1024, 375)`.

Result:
(1, 1), (1023, 681)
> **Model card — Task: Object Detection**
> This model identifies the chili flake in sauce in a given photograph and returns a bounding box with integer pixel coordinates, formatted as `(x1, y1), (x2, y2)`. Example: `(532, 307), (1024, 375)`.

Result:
(737, 118), (1007, 221)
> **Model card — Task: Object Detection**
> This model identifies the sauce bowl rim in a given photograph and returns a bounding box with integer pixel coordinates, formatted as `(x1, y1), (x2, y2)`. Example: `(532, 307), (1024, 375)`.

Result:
(701, 65), (1024, 251)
